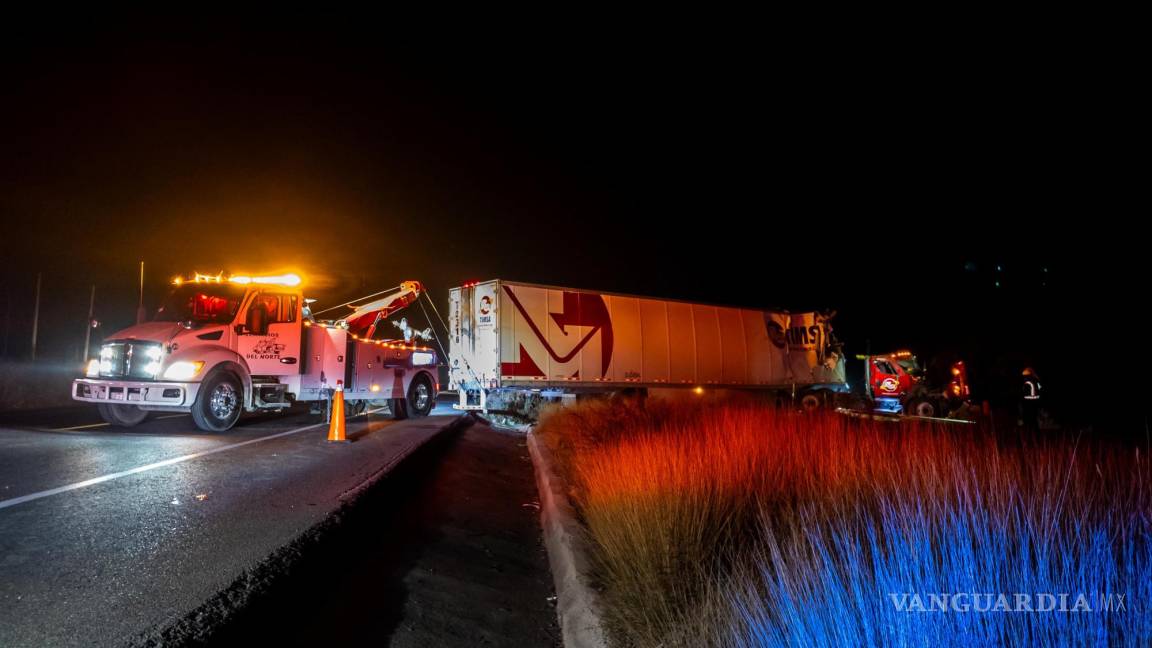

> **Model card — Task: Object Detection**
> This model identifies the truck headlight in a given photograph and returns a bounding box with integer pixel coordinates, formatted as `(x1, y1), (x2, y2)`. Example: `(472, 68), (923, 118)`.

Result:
(163, 361), (205, 380)
(86, 359), (100, 377)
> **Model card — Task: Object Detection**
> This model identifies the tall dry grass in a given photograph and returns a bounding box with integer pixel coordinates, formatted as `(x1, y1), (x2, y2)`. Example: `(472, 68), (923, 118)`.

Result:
(536, 400), (1152, 647)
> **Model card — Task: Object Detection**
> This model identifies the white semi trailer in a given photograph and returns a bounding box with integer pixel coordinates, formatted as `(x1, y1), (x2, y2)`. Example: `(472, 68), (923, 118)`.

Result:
(73, 274), (438, 432)
(447, 280), (846, 417)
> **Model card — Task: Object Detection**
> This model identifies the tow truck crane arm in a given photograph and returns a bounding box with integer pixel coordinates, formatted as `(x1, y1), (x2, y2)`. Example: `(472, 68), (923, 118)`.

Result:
(340, 280), (425, 339)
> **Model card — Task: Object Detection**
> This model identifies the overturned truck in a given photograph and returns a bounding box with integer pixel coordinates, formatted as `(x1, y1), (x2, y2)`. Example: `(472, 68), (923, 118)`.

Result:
(448, 280), (846, 418)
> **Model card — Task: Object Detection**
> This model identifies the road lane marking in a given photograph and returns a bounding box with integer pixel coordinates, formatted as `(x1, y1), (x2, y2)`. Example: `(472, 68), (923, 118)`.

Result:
(0, 408), (388, 511)
(50, 413), (190, 431)
(53, 422), (110, 431)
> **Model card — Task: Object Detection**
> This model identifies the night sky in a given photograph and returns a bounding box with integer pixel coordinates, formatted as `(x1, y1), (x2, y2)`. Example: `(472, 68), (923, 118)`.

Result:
(0, 19), (1140, 422)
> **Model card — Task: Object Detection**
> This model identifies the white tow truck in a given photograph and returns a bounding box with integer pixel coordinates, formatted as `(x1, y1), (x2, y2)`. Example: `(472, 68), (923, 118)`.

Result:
(73, 273), (439, 432)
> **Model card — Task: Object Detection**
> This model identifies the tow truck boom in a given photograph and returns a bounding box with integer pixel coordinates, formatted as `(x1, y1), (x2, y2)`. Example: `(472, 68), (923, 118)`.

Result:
(340, 280), (424, 339)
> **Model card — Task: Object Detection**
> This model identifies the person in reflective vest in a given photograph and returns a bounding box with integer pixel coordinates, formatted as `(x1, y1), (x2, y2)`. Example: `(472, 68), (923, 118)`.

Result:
(1020, 367), (1042, 430)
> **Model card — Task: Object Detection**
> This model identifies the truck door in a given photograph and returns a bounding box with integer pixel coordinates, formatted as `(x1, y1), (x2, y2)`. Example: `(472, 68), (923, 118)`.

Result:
(870, 358), (905, 399)
(236, 291), (302, 376)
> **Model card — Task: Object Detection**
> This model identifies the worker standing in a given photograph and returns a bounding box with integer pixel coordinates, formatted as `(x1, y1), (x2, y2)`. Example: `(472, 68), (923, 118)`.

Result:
(1020, 367), (1042, 430)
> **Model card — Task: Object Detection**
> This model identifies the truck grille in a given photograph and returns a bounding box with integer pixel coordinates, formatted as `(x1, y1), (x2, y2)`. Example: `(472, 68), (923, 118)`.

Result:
(98, 342), (161, 380)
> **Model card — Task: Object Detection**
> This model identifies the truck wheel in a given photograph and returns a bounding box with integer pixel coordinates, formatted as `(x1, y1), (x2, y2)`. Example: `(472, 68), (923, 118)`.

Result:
(800, 392), (822, 413)
(192, 371), (243, 432)
(407, 375), (434, 418)
(907, 398), (937, 418)
(97, 403), (149, 427)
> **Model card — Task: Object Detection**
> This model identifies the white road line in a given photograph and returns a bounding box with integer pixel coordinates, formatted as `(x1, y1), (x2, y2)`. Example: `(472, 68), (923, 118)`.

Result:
(50, 413), (185, 431)
(52, 422), (110, 431)
(0, 408), (388, 511)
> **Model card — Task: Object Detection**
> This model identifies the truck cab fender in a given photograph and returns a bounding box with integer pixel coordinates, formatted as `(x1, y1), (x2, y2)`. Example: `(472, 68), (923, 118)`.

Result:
(196, 355), (254, 411)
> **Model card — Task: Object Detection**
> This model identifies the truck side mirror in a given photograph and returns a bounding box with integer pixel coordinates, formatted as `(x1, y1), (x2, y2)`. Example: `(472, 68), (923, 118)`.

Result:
(247, 305), (269, 336)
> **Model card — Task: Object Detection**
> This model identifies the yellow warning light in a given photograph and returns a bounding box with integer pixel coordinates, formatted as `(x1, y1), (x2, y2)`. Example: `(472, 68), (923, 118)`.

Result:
(229, 273), (302, 287)
(694, 386), (704, 395)
(371, 384), (381, 392)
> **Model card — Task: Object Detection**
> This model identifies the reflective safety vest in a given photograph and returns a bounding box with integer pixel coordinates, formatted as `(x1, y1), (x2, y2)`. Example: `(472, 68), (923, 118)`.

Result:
(1023, 379), (1041, 400)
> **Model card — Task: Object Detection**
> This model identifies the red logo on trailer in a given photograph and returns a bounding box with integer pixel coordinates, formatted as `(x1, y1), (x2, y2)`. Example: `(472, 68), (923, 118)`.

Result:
(500, 286), (614, 379)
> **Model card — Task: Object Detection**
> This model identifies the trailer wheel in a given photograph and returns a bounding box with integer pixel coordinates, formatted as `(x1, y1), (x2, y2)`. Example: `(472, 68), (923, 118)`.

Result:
(800, 392), (822, 413)
(191, 371), (243, 432)
(907, 398), (937, 418)
(407, 375), (434, 418)
(97, 403), (149, 427)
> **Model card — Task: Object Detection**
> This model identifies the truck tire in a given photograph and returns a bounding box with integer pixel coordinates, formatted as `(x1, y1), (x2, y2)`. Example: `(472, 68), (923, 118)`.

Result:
(800, 392), (822, 413)
(192, 371), (243, 432)
(407, 375), (434, 418)
(907, 398), (937, 418)
(97, 403), (149, 427)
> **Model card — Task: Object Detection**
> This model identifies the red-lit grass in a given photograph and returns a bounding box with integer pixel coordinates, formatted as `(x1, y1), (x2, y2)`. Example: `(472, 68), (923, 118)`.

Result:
(535, 399), (1151, 647)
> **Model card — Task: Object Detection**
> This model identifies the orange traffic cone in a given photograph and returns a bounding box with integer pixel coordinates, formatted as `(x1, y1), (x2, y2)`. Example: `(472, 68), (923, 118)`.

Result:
(327, 380), (348, 443)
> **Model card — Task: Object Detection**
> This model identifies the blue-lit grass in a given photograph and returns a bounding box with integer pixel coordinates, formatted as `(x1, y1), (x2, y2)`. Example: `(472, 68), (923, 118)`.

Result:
(537, 401), (1152, 647)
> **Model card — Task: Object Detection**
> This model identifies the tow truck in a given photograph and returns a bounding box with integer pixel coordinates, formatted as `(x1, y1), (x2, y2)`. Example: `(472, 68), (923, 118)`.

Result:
(73, 273), (439, 432)
(860, 349), (971, 418)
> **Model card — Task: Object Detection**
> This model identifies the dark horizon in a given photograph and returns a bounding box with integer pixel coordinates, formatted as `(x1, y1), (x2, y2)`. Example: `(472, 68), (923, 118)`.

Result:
(1, 20), (1142, 426)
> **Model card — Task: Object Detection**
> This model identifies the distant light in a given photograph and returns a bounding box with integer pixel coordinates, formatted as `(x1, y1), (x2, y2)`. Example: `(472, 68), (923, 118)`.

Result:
(371, 384), (381, 392)
(694, 386), (704, 395)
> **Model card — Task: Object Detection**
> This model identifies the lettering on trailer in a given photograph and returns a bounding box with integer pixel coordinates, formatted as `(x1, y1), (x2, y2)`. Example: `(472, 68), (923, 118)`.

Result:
(247, 333), (285, 361)
(765, 315), (822, 351)
(786, 325), (822, 349)
(501, 286), (614, 379)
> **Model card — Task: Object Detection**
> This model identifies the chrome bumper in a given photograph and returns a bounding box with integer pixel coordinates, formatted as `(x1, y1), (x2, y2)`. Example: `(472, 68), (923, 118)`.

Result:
(72, 378), (201, 408)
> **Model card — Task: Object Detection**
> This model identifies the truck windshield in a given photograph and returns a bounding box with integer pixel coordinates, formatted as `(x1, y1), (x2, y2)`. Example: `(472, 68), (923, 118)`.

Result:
(154, 284), (248, 323)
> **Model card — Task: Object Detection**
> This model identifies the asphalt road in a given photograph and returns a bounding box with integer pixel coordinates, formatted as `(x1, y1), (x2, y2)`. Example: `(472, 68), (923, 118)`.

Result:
(0, 401), (462, 647)
(209, 421), (561, 647)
